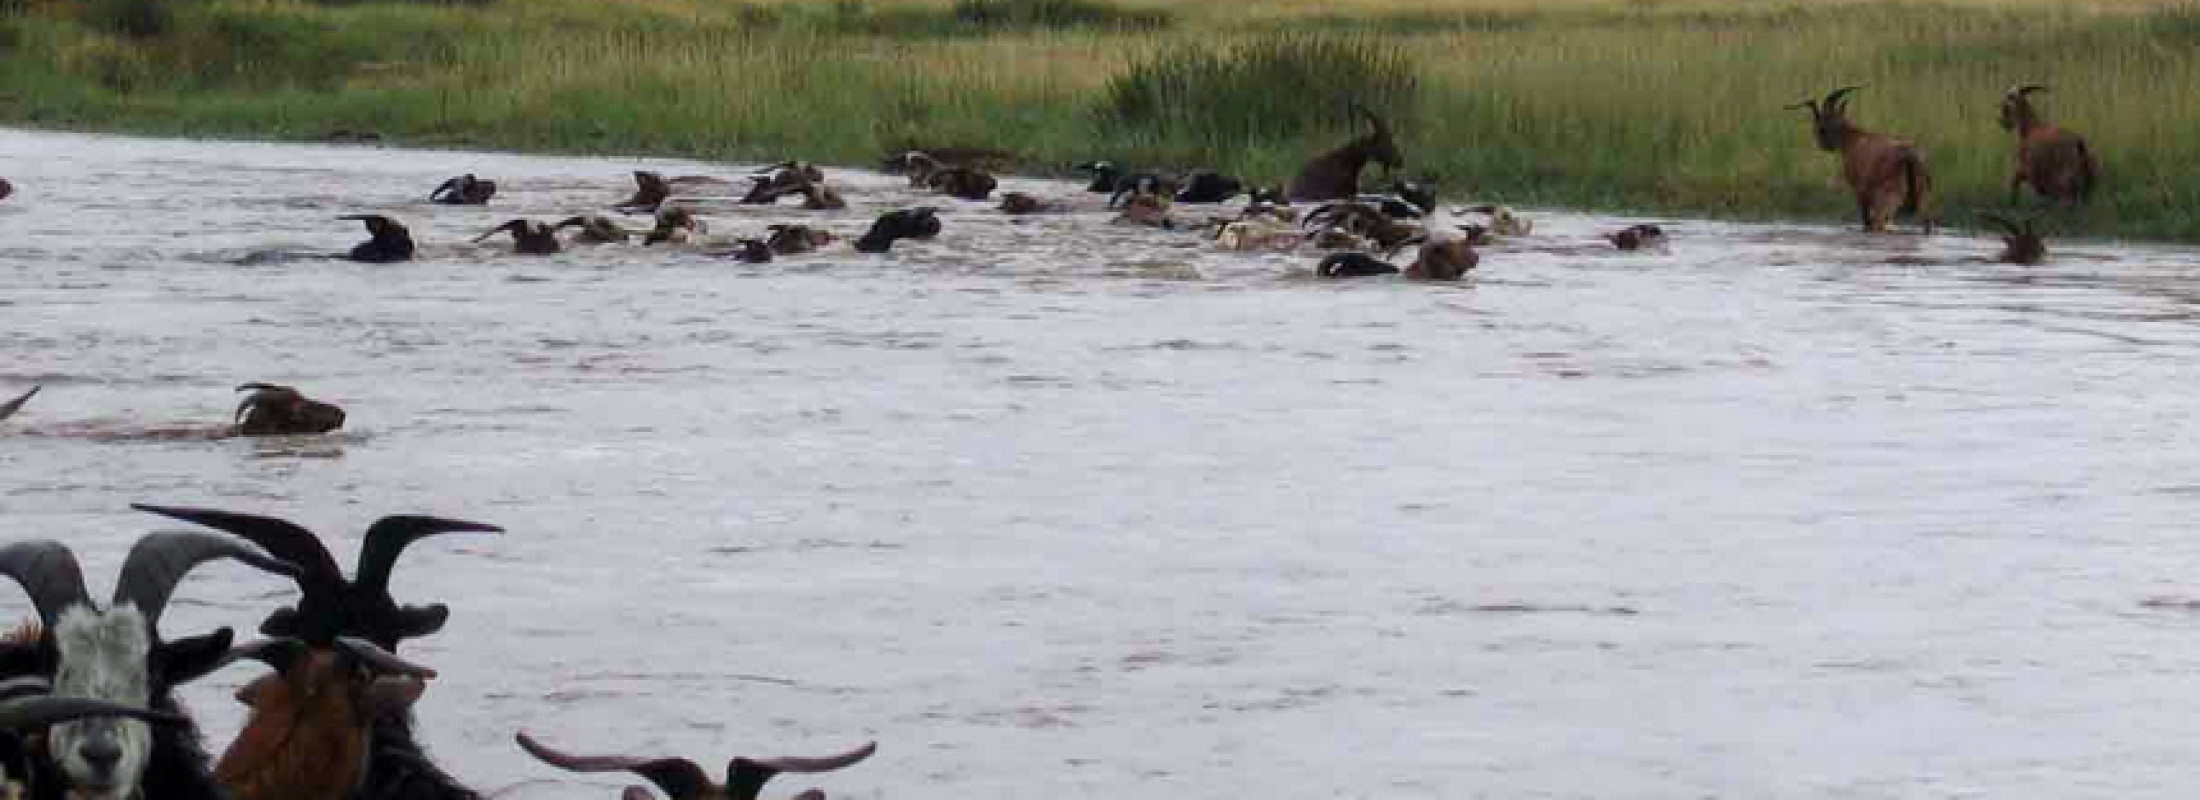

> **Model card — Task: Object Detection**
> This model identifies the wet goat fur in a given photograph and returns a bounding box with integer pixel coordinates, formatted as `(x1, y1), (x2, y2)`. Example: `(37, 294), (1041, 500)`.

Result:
(217, 640), (433, 800)
(235, 383), (346, 436)
(1999, 85), (2099, 207)
(1285, 105), (1403, 203)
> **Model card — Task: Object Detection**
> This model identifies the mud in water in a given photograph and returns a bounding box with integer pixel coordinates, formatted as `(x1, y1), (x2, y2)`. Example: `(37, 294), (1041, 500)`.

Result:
(7, 128), (2200, 798)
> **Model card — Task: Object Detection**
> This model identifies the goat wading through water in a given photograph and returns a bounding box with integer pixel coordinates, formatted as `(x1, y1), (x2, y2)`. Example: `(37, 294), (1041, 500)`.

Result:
(1286, 105), (1403, 203)
(517, 731), (876, 800)
(1787, 86), (1934, 233)
(1999, 84), (2099, 207)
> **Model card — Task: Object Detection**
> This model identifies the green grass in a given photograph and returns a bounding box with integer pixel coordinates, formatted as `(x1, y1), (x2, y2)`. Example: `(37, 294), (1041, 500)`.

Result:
(2, 0), (2198, 240)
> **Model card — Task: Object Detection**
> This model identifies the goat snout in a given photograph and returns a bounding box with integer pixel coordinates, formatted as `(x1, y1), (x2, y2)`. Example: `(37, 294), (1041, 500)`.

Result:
(81, 733), (123, 774)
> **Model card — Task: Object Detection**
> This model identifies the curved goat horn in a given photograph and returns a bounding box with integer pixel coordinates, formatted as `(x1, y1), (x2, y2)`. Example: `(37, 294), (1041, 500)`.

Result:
(1823, 85), (1865, 114)
(516, 731), (714, 800)
(333, 636), (437, 678)
(0, 695), (189, 731)
(216, 637), (310, 676)
(1782, 99), (1820, 115)
(2010, 83), (2048, 98)
(354, 515), (502, 597)
(0, 541), (93, 628)
(112, 532), (299, 632)
(727, 742), (878, 800)
(129, 504), (348, 609)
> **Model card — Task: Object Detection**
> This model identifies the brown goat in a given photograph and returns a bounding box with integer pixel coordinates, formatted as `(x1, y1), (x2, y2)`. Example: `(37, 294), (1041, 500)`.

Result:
(1980, 211), (2047, 265)
(1788, 86), (1934, 233)
(2000, 85), (2098, 207)
(516, 731), (874, 800)
(1285, 105), (1403, 202)
(764, 225), (835, 255)
(1406, 239), (1477, 281)
(215, 637), (436, 800)
(235, 383), (346, 436)
(616, 172), (727, 214)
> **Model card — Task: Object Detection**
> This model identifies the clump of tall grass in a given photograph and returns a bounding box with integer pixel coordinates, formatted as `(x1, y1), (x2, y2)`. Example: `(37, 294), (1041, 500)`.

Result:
(1100, 33), (1419, 146)
(82, 0), (168, 37)
(953, 0), (1171, 30)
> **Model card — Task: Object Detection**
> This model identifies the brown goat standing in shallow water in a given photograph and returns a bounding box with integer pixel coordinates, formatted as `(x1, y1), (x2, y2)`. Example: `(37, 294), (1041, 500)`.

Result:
(516, 731), (875, 800)
(2000, 85), (2099, 207)
(1286, 105), (1403, 202)
(1788, 86), (1934, 233)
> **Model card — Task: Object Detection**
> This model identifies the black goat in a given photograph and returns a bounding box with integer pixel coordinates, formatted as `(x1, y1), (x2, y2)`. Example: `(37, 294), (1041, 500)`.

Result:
(1173, 170), (1245, 204)
(855, 208), (941, 254)
(1316, 252), (1399, 278)
(340, 215), (415, 263)
(1285, 105), (1403, 202)
(428, 175), (496, 206)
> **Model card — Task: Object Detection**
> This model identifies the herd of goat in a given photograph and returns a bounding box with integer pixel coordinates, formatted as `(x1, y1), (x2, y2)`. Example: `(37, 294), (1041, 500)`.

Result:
(4, 86), (2091, 280)
(0, 83), (2103, 799)
(0, 507), (878, 800)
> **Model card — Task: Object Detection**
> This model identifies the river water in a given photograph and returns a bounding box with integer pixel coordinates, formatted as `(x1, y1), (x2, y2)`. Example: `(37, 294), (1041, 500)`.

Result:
(5, 127), (2200, 798)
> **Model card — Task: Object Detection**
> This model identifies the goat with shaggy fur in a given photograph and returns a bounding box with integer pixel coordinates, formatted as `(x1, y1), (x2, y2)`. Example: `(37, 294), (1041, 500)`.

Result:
(235, 383), (345, 436)
(1286, 105), (1403, 202)
(0, 692), (188, 797)
(1788, 86), (1934, 233)
(1999, 85), (2098, 207)
(0, 534), (298, 800)
(517, 731), (875, 800)
(132, 504), (502, 800)
(212, 637), (437, 800)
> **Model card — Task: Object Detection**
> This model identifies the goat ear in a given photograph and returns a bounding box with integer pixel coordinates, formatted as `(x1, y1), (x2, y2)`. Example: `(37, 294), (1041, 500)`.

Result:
(390, 604), (452, 642)
(158, 628), (237, 687)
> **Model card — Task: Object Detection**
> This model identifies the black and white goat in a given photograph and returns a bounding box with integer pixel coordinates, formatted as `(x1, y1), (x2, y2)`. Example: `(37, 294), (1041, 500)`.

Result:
(0, 533), (298, 800)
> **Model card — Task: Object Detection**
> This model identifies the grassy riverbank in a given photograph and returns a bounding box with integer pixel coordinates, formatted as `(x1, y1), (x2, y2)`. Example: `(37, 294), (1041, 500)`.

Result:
(4, 0), (2198, 239)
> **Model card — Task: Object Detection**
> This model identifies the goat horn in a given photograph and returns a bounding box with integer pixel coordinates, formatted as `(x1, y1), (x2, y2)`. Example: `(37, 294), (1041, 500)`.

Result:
(726, 742), (878, 800)
(1782, 99), (1819, 115)
(1823, 85), (1865, 113)
(354, 515), (502, 597)
(0, 695), (189, 731)
(516, 731), (714, 800)
(128, 505), (348, 600)
(215, 637), (310, 675)
(112, 532), (300, 632)
(333, 636), (437, 678)
(2011, 84), (2048, 98)
(0, 541), (93, 628)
